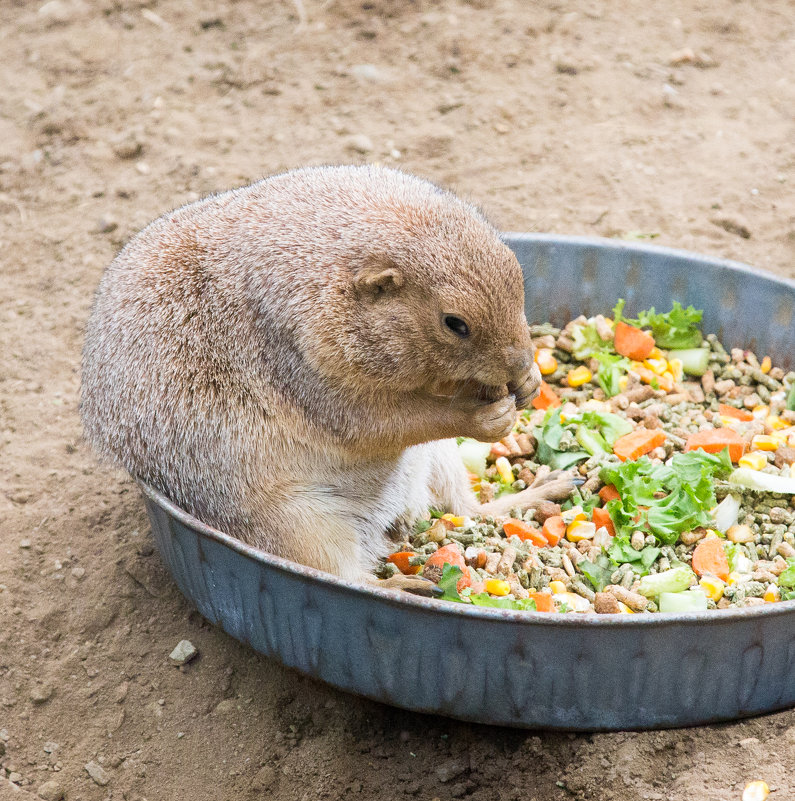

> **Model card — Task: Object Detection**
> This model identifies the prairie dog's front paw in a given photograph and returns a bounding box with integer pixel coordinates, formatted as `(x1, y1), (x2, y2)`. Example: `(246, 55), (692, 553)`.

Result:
(509, 363), (541, 412)
(468, 396), (517, 442)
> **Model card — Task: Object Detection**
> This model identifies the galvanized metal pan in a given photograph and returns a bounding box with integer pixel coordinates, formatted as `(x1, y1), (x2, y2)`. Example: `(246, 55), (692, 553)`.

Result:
(141, 234), (795, 730)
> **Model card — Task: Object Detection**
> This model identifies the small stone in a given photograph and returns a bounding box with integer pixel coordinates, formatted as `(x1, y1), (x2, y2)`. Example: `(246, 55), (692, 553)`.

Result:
(84, 760), (110, 786)
(43, 742), (59, 753)
(345, 134), (374, 154)
(93, 216), (118, 234)
(8, 772), (23, 784)
(251, 765), (276, 790)
(19, 539), (32, 548)
(113, 137), (144, 160)
(213, 698), (237, 715)
(38, 780), (65, 801)
(710, 215), (751, 239)
(38, 0), (74, 25)
(350, 64), (391, 83)
(71, 566), (85, 579)
(30, 683), (54, 704)
(169, 640), (198, 665)
(738, 737), (760, 749)
(435, 760), (466, 784)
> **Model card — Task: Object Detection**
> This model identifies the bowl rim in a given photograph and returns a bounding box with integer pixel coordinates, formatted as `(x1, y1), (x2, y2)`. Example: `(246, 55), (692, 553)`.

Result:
(140, 233), (795, 631)
(139, 480), (795, 629)
(503, 231), (795, 293)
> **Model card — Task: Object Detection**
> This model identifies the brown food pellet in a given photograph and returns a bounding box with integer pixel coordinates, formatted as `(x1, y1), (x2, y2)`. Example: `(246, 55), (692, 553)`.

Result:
(533, 501), (562, 523)
(594, 592), (621, 614)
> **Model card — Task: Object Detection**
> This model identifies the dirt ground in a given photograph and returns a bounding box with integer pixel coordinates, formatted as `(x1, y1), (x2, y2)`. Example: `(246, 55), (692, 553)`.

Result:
(1, 0), (794, 799)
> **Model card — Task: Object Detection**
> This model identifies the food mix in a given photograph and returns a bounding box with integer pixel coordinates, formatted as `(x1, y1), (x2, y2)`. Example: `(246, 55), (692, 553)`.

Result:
(378, 301), (795, 614)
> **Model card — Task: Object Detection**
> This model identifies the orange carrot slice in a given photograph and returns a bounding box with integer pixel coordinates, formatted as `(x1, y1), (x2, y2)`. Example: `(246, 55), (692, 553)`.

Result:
(387, 551), (421, 575)
(531, 381), (561, 411)
(685, 428), (747, 463)
(599, 484), (621, 503)
(612, 428), (667, 462)
(423, 543), (466, 572)
(592, 506), (616, 537)
(542, 515), (567, 546)
(691, 537), (730, 582)
(614, 321), (656, 361)
(528, 592), (554, 612)
(718, 403), (754, 422)
(503, 518), (547, 546)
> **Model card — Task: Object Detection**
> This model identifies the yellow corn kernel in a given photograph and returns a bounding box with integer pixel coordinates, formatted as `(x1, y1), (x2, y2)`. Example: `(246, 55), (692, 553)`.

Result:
(617, 602), (635, 614)
(485, 578), (511, 596)
(752, 434), (779, 451)
(618, 375), (629, 391)
(549, 580), (568, 595)
(719, 415), (743, 429)
(752, 404), (770, 419)
(643, 357), (668, 376)
(790, 463), (795, 479)
(760, 356), (772, 374)
(567, 366), (592, 387)
(703, 529), (720, 540)
(442, 514), (465, 527)
(648, 346), (665, 360)
(763, 586), (780, 603)
(561, 505), (586, 525)
(699, 575), (725, 601)
(667, 358), (684, 383)
(534, 348), (558, 375)
(742, 780), (770, 801)
(765, 414), (790, 431)
(728, 571), (747, 586)
(738, 452), (768, 471)
(566, 520), (596, 542)
(495, 456), (514, 484)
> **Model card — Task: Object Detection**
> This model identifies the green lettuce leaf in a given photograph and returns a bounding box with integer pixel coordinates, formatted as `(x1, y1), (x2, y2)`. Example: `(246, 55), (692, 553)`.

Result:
(533, 408), (590, 469)
(592, 352), (631, 397)
(599, 451), (732, 545)
(613, 299), (703, 350)
(570, 322), (614, 360)
(580, 553), (615, 591)
(779, 558), (795, 591)
(438, 564), (463, 601)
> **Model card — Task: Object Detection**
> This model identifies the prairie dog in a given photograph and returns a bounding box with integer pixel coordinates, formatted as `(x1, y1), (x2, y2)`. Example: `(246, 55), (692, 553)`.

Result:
(81, 166), (572, 582)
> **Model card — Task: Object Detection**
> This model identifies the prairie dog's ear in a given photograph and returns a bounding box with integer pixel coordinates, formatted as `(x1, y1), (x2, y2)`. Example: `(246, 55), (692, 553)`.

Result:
(353, 263), (405, 298)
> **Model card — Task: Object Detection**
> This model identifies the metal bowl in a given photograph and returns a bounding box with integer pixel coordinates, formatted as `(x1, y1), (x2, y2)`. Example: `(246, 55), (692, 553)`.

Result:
(141, 234), (795, 730)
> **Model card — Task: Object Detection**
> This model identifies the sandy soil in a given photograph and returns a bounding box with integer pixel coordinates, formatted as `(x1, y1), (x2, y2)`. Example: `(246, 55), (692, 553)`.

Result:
(1, 0), (794, 799)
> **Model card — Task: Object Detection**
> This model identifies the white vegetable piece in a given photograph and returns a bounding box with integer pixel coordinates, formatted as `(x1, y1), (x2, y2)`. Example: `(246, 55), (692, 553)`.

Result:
(712, 493), (740, 533)
(728, 468), (795, 494)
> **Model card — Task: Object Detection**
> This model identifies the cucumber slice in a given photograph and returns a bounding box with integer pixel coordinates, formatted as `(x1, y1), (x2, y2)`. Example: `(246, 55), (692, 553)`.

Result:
(666, 347), (711, 376)
(457, 438), (492, 479)
(637, 566), (696, 598)
(659, 590), (708, 613)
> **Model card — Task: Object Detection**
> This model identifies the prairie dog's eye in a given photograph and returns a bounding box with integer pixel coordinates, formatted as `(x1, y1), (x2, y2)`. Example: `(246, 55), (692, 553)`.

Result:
(444, 315), (469, 338)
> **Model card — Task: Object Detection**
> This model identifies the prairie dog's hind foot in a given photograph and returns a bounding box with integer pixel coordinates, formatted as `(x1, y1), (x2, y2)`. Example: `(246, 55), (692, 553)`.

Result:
(479, 469), (576, 516)
(366, 573), (442, 597)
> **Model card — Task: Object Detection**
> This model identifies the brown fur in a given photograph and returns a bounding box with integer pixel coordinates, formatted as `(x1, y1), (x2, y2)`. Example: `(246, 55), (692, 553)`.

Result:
(81, 166), (571, 581)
